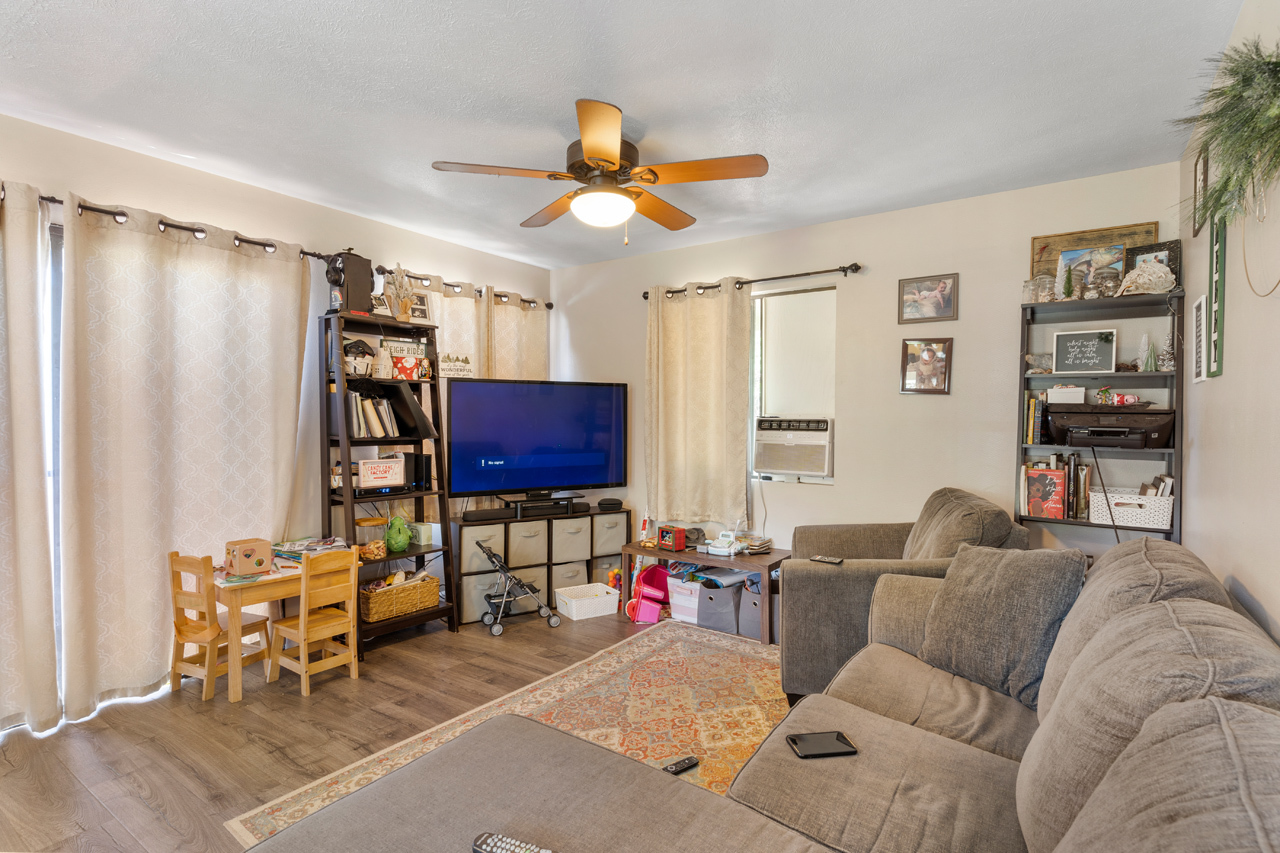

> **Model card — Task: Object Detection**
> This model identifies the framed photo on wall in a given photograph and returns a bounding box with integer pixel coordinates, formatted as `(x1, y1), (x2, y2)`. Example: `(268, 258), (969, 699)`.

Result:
(901, 338), (952, 394)
(1193, 146), (1209, 238)
(898, 274), (958, 323)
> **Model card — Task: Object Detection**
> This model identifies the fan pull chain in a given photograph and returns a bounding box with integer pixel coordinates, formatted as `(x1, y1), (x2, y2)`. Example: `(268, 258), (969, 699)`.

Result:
(624, 218), (629, 246)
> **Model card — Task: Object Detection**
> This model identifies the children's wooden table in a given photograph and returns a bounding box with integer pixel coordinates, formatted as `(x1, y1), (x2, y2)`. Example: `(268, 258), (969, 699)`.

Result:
(214, 572), (301, 702)
(619, 543), (791, 644)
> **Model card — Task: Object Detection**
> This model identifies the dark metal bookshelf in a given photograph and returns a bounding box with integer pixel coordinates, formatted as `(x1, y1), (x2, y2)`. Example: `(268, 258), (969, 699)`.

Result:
(318, 311), (459, 656)
(1017, 293), (1184, 543)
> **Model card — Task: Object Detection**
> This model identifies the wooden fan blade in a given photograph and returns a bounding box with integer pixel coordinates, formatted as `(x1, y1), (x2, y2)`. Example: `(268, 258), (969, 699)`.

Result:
(433, 161), (575, 181)
(629, 154), (768, 185)
(521, 191), (577, 228)
(575, 99), (623, 168)
(629, 189), (696, 231)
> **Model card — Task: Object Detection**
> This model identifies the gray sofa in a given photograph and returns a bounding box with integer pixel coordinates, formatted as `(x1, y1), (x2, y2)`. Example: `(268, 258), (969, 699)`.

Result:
(254, 537), (1280, 853)
(781, 487), (1028, 696)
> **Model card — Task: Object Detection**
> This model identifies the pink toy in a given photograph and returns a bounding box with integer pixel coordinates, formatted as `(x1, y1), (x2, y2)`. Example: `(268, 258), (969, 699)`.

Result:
(625, 565), (670, 623)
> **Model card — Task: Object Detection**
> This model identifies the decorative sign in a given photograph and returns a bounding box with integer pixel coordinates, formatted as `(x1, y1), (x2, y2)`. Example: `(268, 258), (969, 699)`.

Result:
(1192, 296), (1208, 383)
(1052, 329), (1117, 375)
(381, 338), (430, 380)
(438, 353), (475, 378)
(1208, 217), (1226, 377)
(357, 458), (405, 488)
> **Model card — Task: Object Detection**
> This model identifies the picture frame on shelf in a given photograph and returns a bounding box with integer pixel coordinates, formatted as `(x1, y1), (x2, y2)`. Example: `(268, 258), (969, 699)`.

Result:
(370, 293), (393, 316)
(408, 290), (433, 325)
(900, 338), (952, 394)
(1193, 146), (1209, 238)
(1030, 222), (1159, 279)
(1124, 240), (1182, 287)
(1054, 245), (1124, 298)
(898, 274), (958, 324)
(1052, 329), (1117, 375)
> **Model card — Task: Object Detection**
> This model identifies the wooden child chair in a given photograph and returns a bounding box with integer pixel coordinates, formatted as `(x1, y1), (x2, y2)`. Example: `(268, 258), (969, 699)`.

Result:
(267, 546), (360, 696)
(169, 551), (272, 701)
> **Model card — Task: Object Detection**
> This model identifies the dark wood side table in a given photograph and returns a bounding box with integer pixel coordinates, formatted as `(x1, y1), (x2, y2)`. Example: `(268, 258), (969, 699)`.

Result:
(620, 542), (791, 644)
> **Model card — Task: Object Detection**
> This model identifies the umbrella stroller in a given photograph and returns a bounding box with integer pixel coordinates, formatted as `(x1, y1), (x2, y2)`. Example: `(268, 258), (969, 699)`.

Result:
(475, 542), (561, 636)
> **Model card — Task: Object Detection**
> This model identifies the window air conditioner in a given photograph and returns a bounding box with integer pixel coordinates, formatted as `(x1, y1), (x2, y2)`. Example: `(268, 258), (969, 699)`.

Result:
(753, 417), (834, 477)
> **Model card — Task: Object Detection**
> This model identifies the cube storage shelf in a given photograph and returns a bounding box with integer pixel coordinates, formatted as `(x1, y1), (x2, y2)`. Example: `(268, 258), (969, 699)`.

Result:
(319, 312), (459, 657)
(1017, 293), (1184, 542)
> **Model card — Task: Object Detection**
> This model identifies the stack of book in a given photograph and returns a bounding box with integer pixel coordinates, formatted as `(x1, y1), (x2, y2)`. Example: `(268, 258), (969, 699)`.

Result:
(273, 536), (350, 571)
(1024, 390), (1051, 444)
(1140, 474), (1176, 497)
(1020, 454), (1092, 520)
(735, 535), (773, 555)
(347, 391), (401, 439)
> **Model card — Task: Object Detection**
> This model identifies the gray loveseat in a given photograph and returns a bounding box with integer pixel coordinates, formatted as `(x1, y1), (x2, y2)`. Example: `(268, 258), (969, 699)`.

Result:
(781, 487), (1028, 696)
(254, 538), (1280, 853)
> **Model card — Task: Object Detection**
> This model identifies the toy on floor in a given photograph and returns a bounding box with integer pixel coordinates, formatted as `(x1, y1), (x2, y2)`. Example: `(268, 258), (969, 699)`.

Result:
(626, 565), (670, 623)
(475, 542), (560, 636)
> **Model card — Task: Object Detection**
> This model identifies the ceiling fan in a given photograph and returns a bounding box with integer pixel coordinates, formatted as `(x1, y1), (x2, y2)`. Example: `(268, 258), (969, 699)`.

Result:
(432, 99), (768, 231)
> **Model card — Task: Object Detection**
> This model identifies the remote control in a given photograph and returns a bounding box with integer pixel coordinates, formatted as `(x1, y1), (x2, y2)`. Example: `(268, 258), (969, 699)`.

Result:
(811, 555), (844, 565)
(663, 756), (700, 775)
(473, 832), (555, 853)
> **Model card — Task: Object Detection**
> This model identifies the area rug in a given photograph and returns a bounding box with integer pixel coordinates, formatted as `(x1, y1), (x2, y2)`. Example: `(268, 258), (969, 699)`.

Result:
(226, 620), (787, 848)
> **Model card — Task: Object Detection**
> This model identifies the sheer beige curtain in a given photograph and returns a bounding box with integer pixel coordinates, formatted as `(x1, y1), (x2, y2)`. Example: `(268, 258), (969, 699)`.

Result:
(489, 291), (549, 380)
(60, 198), (307, 719)
(0, 182), (59, 732)
(644, 277), (751, 525)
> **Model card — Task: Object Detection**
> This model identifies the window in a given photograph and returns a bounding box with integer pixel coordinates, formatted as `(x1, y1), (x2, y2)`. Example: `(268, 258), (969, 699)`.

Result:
(751, 287), (837, 482)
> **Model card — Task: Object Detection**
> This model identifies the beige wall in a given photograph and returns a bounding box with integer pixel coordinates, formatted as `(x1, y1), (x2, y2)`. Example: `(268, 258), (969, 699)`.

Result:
(1180, 0), (1280, 636)
(0, 113), (550, 298)
(552, 163), (1181, 553)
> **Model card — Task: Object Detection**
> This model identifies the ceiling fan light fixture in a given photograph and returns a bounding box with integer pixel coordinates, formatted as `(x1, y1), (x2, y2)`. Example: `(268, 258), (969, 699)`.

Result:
(570, 187), (635, 227)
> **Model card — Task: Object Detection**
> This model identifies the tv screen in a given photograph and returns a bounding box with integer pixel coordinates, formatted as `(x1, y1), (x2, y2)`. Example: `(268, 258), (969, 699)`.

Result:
(446, 379), (627, 497)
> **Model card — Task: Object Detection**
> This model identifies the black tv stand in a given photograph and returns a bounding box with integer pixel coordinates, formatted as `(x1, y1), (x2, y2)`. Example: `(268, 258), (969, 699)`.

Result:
(498, 491), (584, 519)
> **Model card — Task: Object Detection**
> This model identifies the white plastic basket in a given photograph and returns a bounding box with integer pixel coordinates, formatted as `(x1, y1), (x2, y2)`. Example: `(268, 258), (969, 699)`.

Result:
(1089, 488), (1174, 530)
(554, 583), (621, 620)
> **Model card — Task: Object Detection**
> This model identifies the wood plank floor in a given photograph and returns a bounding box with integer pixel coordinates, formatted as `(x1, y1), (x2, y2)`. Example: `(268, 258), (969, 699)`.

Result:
(0, 614), (645, 853)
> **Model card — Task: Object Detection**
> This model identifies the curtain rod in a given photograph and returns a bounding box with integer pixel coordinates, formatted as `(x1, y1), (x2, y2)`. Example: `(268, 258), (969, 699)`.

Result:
(376, 265), (554, 310)
(641, 262), (862, 300)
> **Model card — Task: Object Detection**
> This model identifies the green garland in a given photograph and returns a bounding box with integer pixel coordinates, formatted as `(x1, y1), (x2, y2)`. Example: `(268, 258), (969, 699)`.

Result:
(1178, 37), (1280, 226)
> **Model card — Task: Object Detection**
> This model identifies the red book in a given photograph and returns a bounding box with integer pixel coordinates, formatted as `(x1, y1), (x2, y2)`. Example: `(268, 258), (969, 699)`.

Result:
(1025, 469), (1066, 519)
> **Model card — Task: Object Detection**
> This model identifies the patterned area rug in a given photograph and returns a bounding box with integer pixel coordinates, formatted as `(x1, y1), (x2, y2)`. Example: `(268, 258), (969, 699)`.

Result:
(226, 621), (787, 848)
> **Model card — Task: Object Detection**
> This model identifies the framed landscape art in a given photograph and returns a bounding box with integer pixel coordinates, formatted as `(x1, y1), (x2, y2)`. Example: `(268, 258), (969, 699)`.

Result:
(1030, 222), (1159, 279)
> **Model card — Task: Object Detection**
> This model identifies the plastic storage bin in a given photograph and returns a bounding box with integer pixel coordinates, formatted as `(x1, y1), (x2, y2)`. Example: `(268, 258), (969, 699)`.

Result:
(554, 583), (621, 620)
(697, 584), (741, 634)
(668, 577), (702, 624)
(1089, 488), (1174, 530)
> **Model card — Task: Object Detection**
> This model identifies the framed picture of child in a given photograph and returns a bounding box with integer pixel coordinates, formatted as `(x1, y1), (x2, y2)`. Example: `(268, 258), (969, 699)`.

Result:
(900, 338), (952, 394)
(898, 274), (958, 324)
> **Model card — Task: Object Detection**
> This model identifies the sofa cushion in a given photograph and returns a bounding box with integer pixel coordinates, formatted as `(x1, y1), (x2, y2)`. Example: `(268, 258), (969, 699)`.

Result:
(902, 488), (1014, 560)
(1038, 537), (1230, 720)
(252, 714), (828, 853)
(1016, 599), (1280, 853)
(826, 643), (1039, 761)
(919, 544), (1085, 709)
(1055, 697), (1280, 853)
(729, 693), (1026, 853)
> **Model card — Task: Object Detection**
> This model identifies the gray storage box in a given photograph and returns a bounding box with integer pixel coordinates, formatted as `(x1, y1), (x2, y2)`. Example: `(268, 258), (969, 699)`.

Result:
(696, 583), (741, 634)
(738, 590), (781, 642)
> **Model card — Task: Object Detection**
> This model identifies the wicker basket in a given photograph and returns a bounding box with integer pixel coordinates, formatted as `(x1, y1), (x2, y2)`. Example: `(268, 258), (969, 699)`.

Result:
(359, 575), (441, 623)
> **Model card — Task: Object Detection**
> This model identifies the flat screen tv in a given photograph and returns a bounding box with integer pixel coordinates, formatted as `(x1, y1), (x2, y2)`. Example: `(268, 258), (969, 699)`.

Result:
(446, 379), (627, 498)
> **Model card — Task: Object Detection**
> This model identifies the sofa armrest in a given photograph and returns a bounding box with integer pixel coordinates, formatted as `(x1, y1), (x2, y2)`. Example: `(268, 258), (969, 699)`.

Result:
(791, 522), (916, 561)
(779, 557), (952, 695)
(867, 574), (944, 657)
(1001, 523), (1030, 550)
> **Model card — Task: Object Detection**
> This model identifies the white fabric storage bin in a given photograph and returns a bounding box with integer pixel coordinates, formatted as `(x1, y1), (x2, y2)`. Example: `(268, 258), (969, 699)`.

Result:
(555, 583), (620, 620)
(551, 517), (591, 562)
(592, 513), (627, 556)
(1089, 488), (1174, 530)
(668, 577), (701, 624)
(507, 520), (548, 567)
(459, 524), (504, 574)
(551, 561), (589, 596)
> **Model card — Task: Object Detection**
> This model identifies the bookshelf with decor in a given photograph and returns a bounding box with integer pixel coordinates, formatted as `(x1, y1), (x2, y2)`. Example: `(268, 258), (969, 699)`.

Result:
(1016, 293), (1184, 542)
(319, 311), (458, 657)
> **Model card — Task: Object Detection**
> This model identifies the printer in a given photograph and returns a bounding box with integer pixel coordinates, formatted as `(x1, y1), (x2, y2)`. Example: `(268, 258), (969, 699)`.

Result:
(1046, 406), (1175, 449)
